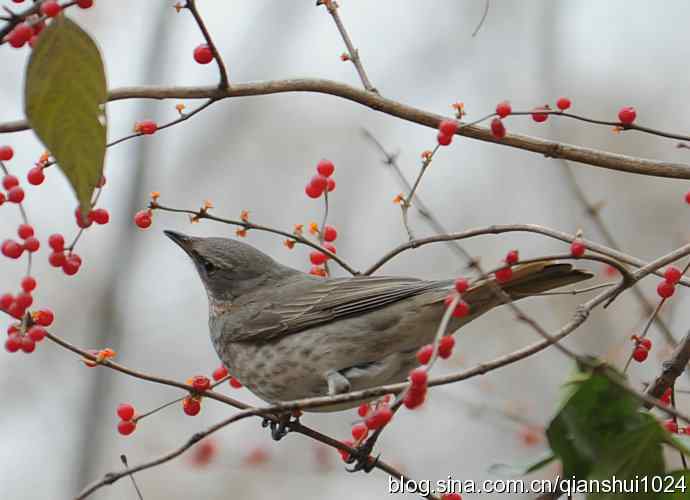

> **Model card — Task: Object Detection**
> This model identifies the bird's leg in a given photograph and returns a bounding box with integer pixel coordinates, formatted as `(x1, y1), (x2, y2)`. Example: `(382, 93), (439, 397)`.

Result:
(261, 411), (300, 441)
(345, 443), (379, 473)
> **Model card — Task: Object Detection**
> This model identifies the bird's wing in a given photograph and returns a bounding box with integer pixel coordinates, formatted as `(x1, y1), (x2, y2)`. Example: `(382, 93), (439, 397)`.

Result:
(233, 275), (450, 342)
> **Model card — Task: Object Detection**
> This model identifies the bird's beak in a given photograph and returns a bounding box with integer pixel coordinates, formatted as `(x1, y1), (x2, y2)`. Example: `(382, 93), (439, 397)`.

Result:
(164, 230), (195, 257)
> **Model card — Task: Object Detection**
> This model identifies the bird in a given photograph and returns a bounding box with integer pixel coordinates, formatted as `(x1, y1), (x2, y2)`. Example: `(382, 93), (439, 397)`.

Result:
(165, 230), (592, 412)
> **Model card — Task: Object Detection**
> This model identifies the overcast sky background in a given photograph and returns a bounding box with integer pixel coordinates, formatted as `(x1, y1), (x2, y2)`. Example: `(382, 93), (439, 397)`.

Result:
(2, 1), (690, 499)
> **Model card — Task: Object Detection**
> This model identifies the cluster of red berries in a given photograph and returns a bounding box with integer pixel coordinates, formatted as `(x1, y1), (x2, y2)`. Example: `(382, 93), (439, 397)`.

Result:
(2, 223), (40, 259)
(443, 277), (471, 318)
(656, 265), (682, 299)
(494, 249), (518, 283)
(1, 172), (25, 205)
(339, 403), (393, 461)
(305, 159), (336, 199)
(309, 226), (337, 277)
(74, 206), (109, 229)
(193, 44), (213, 64)
(417, 336), (455, 366)
(212, 364), (242, 388)
(4, 309), (53, 353)
(4, 1), (93, 49)
(117, 403), (137, 436)
(630, 335), (652, 363)
(436, 119), (458, 146)
(403, 367), (428, 409)
(47, 233), (83, 276)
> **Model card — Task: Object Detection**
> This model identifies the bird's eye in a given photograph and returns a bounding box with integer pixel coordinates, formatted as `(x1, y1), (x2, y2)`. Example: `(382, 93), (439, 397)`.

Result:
(203, 260), (216, 274)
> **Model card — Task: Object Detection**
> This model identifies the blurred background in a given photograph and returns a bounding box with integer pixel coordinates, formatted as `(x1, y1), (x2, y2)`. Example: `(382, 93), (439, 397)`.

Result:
(2, 1), (690, 498)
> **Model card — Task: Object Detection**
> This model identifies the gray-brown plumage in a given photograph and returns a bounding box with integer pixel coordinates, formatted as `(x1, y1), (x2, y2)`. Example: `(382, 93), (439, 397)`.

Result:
(165, 231), (592, 411)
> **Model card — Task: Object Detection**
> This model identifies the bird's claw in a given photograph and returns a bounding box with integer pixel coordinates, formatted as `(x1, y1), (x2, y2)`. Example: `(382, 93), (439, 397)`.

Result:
(261, 414), (298, 441)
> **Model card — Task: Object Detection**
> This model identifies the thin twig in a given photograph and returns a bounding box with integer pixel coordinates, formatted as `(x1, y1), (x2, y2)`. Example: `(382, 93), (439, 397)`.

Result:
(471, 0), (490, 37)
(184, 0), (229, 88)
(3, 80), (690, 180)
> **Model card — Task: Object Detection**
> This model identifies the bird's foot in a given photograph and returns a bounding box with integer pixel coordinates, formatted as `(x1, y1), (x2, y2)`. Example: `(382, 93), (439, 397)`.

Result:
(261, 412), (300, 441)
(345, 440), (379, 473)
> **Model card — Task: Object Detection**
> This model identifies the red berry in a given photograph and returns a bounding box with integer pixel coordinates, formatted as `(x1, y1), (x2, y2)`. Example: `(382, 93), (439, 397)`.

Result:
(35, 309), (54, 326)
(570, 240), (586, 257)
(357, 403), (369, 417)
(437, 132), (452, 146)
(316, 159), (335, 177)
(309, 265), (326, 277)
(451, 300), (470, 318)
(229, 376), (242, 388)
(117, 403), (135, 421)
(310, 174), (328, 192)
(62, 255), (81, 276)
(438, 336), (455, 359)
(15, 292), (32, 309)
(338, 440), (354, 462)
(26, 166), (44, 186)
(323, 242), (336, 255)
(48, 233), (65, 252)
(27, 326), (46, 342)
(41, 1), (61, 17)
(17, 224), (34, 240)
(20, 336), (35, 353)
(326, 178), (336, 192)
(212, 365), (228, 381)
(685, 191), (690, 205)
(134, 210), (152, 229)
(8, 23), (32, 48)
(490, 118), (506, 139)
(77, 0), (93, 8)
(5, 335), (21, 353)
(323, 225), (337, 242)
(305, 183), (323, 199)
(664, 266), (682, 284)
(351, 423), (368, 441)
(664, 419), (679, 433)
(657, 281), (675, 299)
(309, 251), (327, 266)
(495, 266), (513, 283)
(638, 338), (652, 350)
(21, 276), (36, 292)
(403, 390), (426, 409)
(531, 108), (549, 123)
(74, 207), (92, 228)
(192, 375), (211, 392)
(2, 240), (23, 259)
(23, 237), (39, 253)
(137, 120), (158, 135)
(618, 106), (636, 125)
(409, 367), (428, 388)
(0, 192), (5, 205)
(0, 294), (13, 310)
(183, 397), (201, 416)
(193, 44), (213, 64)
(2, 174), (19, 190)
(454, 277), (469, 294)
(48, 251), (66, 267)
(441, 494), (462, 500)
(0, 146), (13, 161)
(505, 249), (519, 265)
(632, 347), (648, 362)
(90, 208), (110, 225)
(365, 406), (392, 430)
(556, 97), (571, 111)
(416, 344), (433, 365)
(438, 119), (458, 136)
(495, 101), (511, 118)
(117, 420), (136, 436)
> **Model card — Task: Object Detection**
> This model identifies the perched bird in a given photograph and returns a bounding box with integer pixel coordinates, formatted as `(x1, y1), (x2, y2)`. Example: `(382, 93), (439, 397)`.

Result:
(165, 231), (592, 411)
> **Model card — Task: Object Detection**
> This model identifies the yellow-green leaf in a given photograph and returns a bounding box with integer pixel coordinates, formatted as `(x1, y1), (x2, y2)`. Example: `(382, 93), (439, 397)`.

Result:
(24, 15), (107, 214)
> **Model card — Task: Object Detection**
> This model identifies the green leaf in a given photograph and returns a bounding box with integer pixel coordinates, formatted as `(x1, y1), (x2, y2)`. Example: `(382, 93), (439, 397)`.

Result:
(24, 14), (107, 214)
(588, 413), (665, 500)
(546, 367), (642, 478)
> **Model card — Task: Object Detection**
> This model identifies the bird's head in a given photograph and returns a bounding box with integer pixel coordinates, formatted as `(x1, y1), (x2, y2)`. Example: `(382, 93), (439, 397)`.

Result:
(164, 230), (295, 301)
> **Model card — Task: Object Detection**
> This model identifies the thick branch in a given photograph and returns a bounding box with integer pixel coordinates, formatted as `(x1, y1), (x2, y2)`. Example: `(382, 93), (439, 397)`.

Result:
(2, 79), (690, 179)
